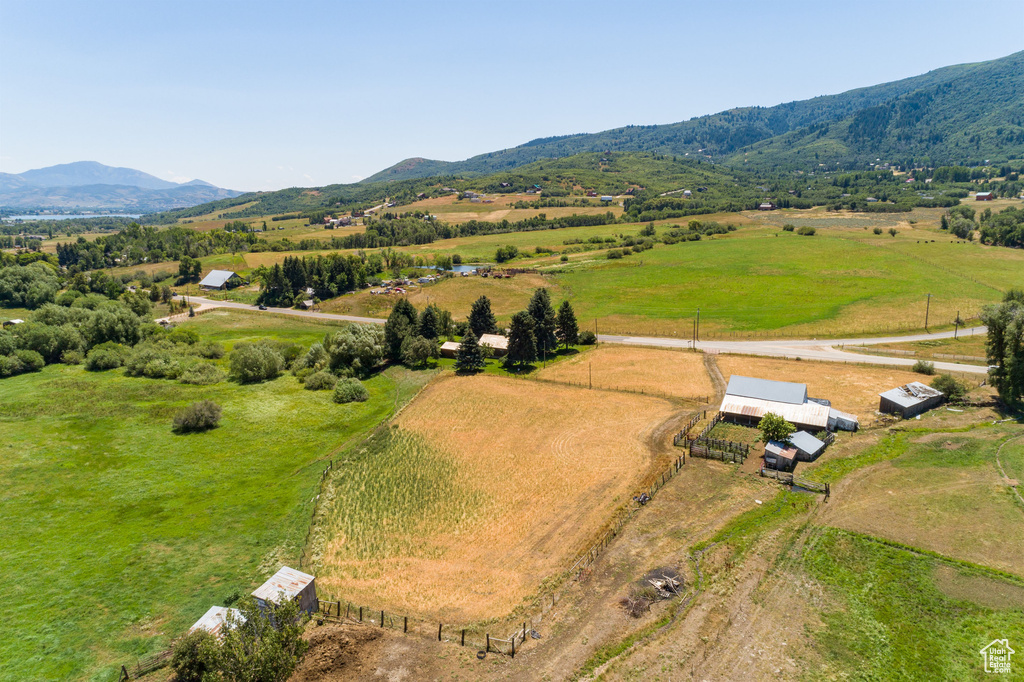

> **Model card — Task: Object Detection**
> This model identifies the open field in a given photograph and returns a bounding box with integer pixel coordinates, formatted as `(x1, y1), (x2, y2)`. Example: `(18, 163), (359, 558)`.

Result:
(314, 374), (680, 623)
(716, 354), (943, 423)
(849, 332), (990, 365)
(0, 310), (429, 681)
(535, 344), (714, 399)
(821, 427), (1024, 577)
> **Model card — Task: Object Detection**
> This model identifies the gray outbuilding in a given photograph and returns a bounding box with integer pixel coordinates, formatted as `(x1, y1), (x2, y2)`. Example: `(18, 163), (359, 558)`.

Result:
(252, 566), (318, 614)
(878, 382), (944, 418)
(789, 431), (826, 462)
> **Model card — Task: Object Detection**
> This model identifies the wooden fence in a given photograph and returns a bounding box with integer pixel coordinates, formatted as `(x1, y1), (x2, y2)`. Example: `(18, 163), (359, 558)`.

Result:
(527, 375), (710, 404)
(298, 459), (335, 570)
(689, 442), (746, 463)
(673, 411), (705, 446)
(759, 468), (830, 499)
(689, 411), (723, 442)
(119, 650), (172, 680)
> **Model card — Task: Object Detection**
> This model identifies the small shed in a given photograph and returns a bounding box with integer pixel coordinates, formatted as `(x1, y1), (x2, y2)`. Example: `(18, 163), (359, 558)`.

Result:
(828, 407), (859, 432)
(252, 566), (318, 614)
(198, 270), (243, 290)
(189, 606), (244, 639)
(879, 382), (944, 418)
(764, 441), (798, 472)
(440, 341), (461, 358)
(789, 431), (826, 462)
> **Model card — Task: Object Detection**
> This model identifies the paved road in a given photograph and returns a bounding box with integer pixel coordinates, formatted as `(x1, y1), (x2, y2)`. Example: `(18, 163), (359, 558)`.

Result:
(184, 295), (988, 375)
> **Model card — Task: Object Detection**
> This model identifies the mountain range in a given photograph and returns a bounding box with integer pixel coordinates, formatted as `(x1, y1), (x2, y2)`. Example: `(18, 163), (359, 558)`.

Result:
(0, 161), (242, 213)
(364, 50), (1024, 182)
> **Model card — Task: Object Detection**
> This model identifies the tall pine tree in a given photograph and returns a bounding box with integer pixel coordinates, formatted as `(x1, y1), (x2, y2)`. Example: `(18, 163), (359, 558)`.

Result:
(504, 311), (537, 369)
(454, 329), (486, 373)
(527, 288), (558, 354)
(556, 300), (579, 349)
(468, 295), (498, 337)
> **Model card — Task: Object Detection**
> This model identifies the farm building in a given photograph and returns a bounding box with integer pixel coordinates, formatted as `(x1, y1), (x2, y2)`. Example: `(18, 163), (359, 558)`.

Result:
(198, 270), (242, 290)
(789, 431), (826, 461)
(719, 375), (830, 432)
(879, 382), (945, 418)
(189, 606), (243, 638)
(828, 407), (859, 432)
(440, 341), (461, 358)
(764, 441), (798, 472)
(758, 202), (776, 211)
(252, 566), (318, 614)
(438, 334), (509, 359)
(976, 191), (994, 201)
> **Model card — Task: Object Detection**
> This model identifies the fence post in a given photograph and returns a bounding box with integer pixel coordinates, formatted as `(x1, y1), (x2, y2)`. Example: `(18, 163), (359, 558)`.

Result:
(461, 629), (465, 646)
(512, 634), (516, 657)
(381, 610), (384, 627)
(359, 606), (362, 622)
(438, 623), (442, 641)
(486, 633), (490, 652)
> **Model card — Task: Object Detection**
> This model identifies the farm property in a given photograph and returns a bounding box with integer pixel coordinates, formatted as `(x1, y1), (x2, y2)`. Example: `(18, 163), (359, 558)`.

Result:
(536, 344), (715, 399)
(314, 374), (680, 622)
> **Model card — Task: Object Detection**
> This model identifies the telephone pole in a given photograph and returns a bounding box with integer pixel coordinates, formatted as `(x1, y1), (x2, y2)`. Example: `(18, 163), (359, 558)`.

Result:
(924, 293), (932, 331)
(696, 307), (701, 343)
(954, 310), (960, 340)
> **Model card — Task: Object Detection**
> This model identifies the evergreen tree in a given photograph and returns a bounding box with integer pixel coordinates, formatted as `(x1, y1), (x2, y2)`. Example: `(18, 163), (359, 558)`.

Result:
(980, 289), (1024, 407)
(504, 311), (537, 369)
(940, 213), (949, 230)
(418, 304), (441, 340)
(468, 295), (498, 337)
(527, 288), (558, 354)
(384, 299), (418, 361)
(454, 328), (486, 373)
(556, 300), (579, 349)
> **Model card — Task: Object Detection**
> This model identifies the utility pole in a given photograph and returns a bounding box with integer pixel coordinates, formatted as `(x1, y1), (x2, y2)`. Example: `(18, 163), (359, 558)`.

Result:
(954, 310), (959, 339)
(589, 362), (592, 389)
(696, 307), (700, 343)
(924, 293), (932, 331)
(595, 319), (598, 345)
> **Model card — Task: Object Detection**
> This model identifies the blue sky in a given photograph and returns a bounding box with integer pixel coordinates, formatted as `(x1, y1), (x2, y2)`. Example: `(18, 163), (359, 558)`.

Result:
(1, 0), (1021, 191)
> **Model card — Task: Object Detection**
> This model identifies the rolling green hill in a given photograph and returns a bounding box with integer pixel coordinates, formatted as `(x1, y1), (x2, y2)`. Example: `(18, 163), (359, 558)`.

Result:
(364, 50), (1024, 182)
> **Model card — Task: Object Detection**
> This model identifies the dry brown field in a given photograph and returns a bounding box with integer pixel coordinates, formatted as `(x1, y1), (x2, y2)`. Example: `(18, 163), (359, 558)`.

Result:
(315, 374), (680, 623)
(536, 344), (714, 399)
(716, 355), (933, 423)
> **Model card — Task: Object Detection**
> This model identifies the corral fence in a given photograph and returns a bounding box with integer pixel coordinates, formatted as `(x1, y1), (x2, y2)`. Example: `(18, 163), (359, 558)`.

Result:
(118, 650), (172, 680)
(688, 440), (748, 464)
(673, 411), (705, 446)
(759, 468), (831, 499)
(689, 411), (723, 442)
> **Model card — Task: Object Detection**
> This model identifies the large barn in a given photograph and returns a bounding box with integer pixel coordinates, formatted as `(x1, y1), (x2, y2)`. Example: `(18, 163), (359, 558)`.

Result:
(719, 375), (830, 432)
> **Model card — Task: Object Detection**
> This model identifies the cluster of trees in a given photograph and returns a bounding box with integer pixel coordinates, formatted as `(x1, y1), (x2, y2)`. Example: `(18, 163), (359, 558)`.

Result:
(171, 596), (309, 682)
(981, 289), (1024, 408)
(501, 289), (581, 370)
(979, 206), (1024, 248)
(0, 260), (60, 309)
(54, 223), (260, 271)
(254, 254), (379, 307)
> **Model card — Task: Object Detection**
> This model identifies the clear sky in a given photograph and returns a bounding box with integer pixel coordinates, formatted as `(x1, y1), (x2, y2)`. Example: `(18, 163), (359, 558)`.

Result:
(1, 0), (1021, 191)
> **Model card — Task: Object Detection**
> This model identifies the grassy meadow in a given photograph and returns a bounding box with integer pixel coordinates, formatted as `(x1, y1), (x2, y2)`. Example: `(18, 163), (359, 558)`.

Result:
(0, 311), (429, 681)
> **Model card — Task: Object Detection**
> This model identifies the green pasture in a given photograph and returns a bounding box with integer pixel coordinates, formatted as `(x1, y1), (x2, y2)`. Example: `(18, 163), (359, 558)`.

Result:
(0, 311), (428, 681)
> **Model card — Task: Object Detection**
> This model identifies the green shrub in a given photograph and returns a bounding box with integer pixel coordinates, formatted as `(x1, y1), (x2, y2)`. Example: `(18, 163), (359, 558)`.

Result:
(84, 342), (129, 371)
(0, 355), (24, 377)
(173, 400), (222, 433)
(167, 327), (200, 345)
(579, 330), (597, 345)
(912, 359), (936, 375)
(124, 344), (185, 379)
(195, 340), (225, 359)
(797, 226), (816, 236)
(171, 629), (220, 682)
(230, 341), (284, 383)
(606, 249), (624, 259)
(14, 349), (44, 372)
(60, 350), (84, 365)
(560, 255), (569, 262)
(782, 224), (795, 232)
(931, 373), (967, 400)
(873, 227), (884, 235)
(178, 363), (226, 385)
(304, 370), (338, 391)
(333, 377), (369, 403)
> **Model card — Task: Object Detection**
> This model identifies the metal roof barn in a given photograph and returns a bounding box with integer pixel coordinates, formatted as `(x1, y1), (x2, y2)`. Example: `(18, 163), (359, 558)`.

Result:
(252, 566), (318, 613)
(189, 606), (243, 639)
(198, 269), (241, 289)
(879, 382), (945, 418)
(478, 334), (509, 356)
(719, 395), (830, 431)
(725, 376), (807, 405)
(789, 431), (826, 461)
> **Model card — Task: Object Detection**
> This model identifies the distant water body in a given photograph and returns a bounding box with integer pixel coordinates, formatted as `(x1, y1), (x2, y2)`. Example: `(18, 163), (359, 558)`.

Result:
(4, 213), (141, 221)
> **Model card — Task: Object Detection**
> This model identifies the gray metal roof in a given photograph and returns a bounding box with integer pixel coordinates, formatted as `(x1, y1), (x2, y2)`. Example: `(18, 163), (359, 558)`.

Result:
(765, 441), (798, 459)
(189, 606), (243, 637)
(725, 375), (807, 405)
(198, 269), (239, 288)
(251, 566), (315, 604)
(879, 382), (944, 409)
(789, 431), (825, 455)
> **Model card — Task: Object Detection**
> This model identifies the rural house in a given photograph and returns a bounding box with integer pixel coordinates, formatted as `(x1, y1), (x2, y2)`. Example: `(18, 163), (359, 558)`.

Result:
(719, 375), (830, 432)
(878, 382), (944, 418)
(438, 334), (509, 359)
(189, 606), (243, 639)
(198, 269), (243, 290)
(252, 566), (318, 614)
